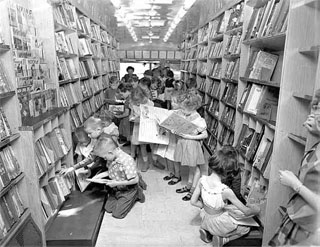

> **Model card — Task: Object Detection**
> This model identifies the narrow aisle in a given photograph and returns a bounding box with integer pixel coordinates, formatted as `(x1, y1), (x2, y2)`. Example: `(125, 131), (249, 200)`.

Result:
(96, 168), (209, 247)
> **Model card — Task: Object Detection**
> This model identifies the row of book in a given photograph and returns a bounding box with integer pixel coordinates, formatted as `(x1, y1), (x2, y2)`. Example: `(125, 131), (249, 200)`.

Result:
(184, 61), (197, 74)
(40, 175), (72, 221)
(0, 186), (25, 239)
(245, 0), (289, 40)
(81, 79), (103, 99)
(55, 31), (77, 55)
(221, 83), (237, 106)
(220, 106), (236, 130)
(218, 125), (234, 146)
(207, 79), (220, 98)
(185, 48), (197, 60)
(0, 146), (21, 191)
(53, 2), (117, 47)
(197, 62), (207, 76)
(70, 108), (82, 130)
(208, 41), (223, 58)
(35, 127), (71, 177)
(0, 109), (12, 142)
(245, 50), (279, 81)
(0, 61), (13, 94)
(198, 77), (206, 92)
(206, 115), (219, 138)
(224, 59), (240, 81)
(17, 88), (57, 119)
(238, 83), (279, 123)
(224, 32), (242, 55)
(205, 134), (218, 153)
(207, 61), (222, 78)
(101, 46), (119, 60)
(101, 60), (119, 73)
(197, 46), (208, 60)
(82, 100), (95, 120)
(79, 59), (99, 78)
(60, 83), (82, 107)
(57, 57), (78, 81)
(208, 99), (219, 118)
(224, 2), (244, 32)
(198, 25), (209, 43)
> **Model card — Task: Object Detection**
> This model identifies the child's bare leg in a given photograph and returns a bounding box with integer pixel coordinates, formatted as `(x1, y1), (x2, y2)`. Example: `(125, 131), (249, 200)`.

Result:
(140, 144), (149, 172)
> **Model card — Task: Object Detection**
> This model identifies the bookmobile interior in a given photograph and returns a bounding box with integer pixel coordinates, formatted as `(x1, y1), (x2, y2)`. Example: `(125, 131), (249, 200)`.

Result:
(0, 0), (319, 246)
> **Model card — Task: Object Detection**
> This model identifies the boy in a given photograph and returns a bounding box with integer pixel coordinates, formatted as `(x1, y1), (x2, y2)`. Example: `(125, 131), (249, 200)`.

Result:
(92, 134), (145, 219)
(105, 76), (120, 101)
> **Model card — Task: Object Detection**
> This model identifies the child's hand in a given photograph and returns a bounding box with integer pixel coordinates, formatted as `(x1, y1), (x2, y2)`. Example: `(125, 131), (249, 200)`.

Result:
(247, 204), (261, 215)
(105, 179), (119, 188)
(179, 133), (195, 139)
(60, 167), (75, 175)
(279, 170), (301, 189)
(92, 171), (109, 179)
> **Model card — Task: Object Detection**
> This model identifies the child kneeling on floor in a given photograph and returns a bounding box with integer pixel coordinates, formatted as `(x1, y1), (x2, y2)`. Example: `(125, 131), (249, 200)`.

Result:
(191, 147), (260, 246)
(92, 134), (145, 219)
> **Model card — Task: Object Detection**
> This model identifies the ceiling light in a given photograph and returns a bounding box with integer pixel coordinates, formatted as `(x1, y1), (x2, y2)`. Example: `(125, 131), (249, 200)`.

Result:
(177, 8), (187, 19)
(110, 0), (121, 9)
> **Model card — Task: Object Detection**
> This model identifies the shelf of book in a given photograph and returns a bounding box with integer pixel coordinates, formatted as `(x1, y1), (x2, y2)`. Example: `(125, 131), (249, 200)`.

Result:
(287, 133), (307, 146)
(0, 90), (15, 100)
(221, 100), (236, 109)
(0, 133), (20, 149)
(299, 45), (320, 57)
(225, 26), (243, 35)
(19, 107), (68, 131)
(0, 173), (24, 198)
(0, 44), (10, 54)
(206, 93), (220, 101)
(223, 54), (240, 60)
(203, 141), (214, 156)
(44, 200), (65, 232)
(208, 56), (223, 61)
(239, 77), (280, 88)
(304, 0), (320, 9)
(210, 34), (224, 42)
(54, 21), (76, 34)
(240, 110), (276, 130)
(0, 209), (31, 247)
(219, 120), (234, 132)
(221, 77), (238, 84)
(206, 109), (219, 121)
(58, 78), (80, 86)
(242, 33), (286, 51)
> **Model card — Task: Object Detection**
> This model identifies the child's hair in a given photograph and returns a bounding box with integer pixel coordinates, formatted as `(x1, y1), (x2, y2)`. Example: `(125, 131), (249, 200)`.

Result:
(139, 77), (151, 88)
(110, 76), (119, 84)
(311, 89), (320, 110)
(167, 70), (174, 78)
(73, 126), (90, 144)
(151, 77), (161, 89)
(208, 145), (239, 179)
(144, 69), (153, 77)
(84, 116), (103, 130)
(93, 133), (118, 156)
(130, 86), (149, 105)
(186, 78), (197, 89)
(180, 90), (202, 111)
(128, 76), (139, 83)
(173, 80), (185, 91)
(98, 109), (114, 123)
(117, 83), (132, 93)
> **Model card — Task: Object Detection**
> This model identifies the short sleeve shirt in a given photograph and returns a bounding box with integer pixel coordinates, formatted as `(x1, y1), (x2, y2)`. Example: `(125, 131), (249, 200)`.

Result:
(107, 148), (137, 181)
(75, 139), (96, 158)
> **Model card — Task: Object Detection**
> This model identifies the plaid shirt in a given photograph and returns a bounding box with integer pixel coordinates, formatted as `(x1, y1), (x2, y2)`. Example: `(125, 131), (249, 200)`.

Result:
(107, 148), (137, 181)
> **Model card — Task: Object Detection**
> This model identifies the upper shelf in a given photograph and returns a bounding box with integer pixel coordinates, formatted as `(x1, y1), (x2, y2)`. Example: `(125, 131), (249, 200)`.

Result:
(243, 33), (286, 51)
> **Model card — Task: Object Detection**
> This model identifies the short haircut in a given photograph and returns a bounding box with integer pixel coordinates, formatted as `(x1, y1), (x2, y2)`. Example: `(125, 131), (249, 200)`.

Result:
(93, 133), (118, 157)
(139, 77), (151, 88)
(128, 76), (139, 83)
(208, 145), (239, 179)
(311, 89), (320, 109)
(73, 126), (90, 143)
(130, 86), (149, 105)
(167, 70), (174, 78)
(187, 78), (197, 89)
(110, 76), (119, 84)
(144, 70), (153, 76)
(181, 90), (202, 111)
(117, 83), (132, 93)
(84, 116), (103, 130)
(126, 66), (134, 72)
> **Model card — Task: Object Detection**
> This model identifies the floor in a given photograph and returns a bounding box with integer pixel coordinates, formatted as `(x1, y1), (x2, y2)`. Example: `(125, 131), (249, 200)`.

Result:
(95, 156), (210, 247)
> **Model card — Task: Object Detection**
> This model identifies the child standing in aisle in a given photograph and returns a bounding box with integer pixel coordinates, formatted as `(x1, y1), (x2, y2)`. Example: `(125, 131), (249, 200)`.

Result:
(164, 70), (175, 109)
(191, 150), (260, 246)
(104, 76), (120, 101)
(174, 90), (208, 201)
(129, 86), (154, 172)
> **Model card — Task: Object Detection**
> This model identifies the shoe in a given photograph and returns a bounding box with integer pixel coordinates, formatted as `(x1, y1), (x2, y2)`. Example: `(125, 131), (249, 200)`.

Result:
(141, 165), (149, 172)
(182, 192), (192, 201)
(212, 235), (224, 247)
(163, 173), (175, 181)
(199, 229), (212, 243)
(168, 176), (181, 185)
(137, 188), (145, 203)
(176, 186), (190, 193)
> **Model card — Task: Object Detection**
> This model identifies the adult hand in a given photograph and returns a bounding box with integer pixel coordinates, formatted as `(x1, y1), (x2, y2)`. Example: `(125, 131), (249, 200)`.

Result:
(279, 170), (301, 189)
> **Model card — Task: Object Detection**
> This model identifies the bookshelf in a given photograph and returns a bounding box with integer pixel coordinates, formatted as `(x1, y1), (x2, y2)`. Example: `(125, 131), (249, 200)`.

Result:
(263, 0), (320, 244)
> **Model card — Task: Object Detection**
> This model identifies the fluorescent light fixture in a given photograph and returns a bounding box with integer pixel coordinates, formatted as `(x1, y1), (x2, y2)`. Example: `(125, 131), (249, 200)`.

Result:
(184, 0), (196, 10)
(177, 8), (187, 18)
(110, 0), (121, 9)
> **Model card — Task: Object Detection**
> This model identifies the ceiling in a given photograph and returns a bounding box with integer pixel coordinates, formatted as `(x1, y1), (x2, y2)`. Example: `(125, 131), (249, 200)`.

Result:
(111, 0), (191, 45)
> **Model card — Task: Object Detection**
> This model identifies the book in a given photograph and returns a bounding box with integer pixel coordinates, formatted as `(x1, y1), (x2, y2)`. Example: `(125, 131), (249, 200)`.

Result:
(75, 166), (93, 192)
(0, 60), (13, 93)
(243, 84), (263, 115)
(249, 51), (279, 81)
(256, 86), (279, 122)
(253, 137), (273, 173)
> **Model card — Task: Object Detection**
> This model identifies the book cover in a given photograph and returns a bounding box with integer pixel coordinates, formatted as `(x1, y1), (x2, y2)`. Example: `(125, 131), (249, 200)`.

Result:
(244, 84), (263, 114)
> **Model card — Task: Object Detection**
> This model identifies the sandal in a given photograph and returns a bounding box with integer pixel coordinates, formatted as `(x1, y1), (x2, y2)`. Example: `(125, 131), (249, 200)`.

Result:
(176, 186), (190, 193)
(168, 176), (181, 185)
(182, 192), (192, 201)
(163, 173), (175, 181)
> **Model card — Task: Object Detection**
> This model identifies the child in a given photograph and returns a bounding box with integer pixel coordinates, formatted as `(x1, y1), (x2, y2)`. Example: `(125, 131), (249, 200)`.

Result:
(129, 86), (154, 172)
(191, 148), (260, 246)
(74, 126), (95, 163)
(138, 77), (152, 99)
(92, 134), (145, 219)
(157, 90), (186, 184)
(105, 76), (120, 101)
(174, 90), (208, 201)
(128, 76), (139, 89)
(114, 83), (132, 144)
(164, 70), (175, 109)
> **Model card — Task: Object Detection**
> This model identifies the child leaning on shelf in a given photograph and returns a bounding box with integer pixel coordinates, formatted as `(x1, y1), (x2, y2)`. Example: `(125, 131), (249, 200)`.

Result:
(191, 152), (260, 246)
(174, 90), (208, 201)
(91, 134), (145, 219)
(129, 86), (154, 172)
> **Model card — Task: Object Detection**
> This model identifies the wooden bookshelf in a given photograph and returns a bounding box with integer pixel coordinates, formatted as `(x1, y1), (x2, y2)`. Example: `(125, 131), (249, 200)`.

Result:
(242, 33), (286, 51)
(287, 133), (307, 146)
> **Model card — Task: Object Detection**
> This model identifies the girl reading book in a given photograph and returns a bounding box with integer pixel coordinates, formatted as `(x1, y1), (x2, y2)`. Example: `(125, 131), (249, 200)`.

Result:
(191, 150), (260, 246)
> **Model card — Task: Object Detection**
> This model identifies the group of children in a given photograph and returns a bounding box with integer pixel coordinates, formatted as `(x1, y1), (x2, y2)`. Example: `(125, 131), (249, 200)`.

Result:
(60, 66), (264, 246)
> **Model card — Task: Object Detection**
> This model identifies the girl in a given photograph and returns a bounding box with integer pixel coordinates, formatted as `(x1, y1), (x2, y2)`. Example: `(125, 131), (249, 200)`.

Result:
(164, 70), (175, 109)
(157, 90), (186, 185)
(191, 148), (260, 246)
(174, 90), (208, 201)
(128, 76), (139, 89)
(114, 83), (132, 144)
(129, 86), (154, 172)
